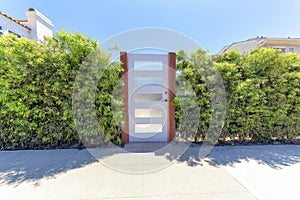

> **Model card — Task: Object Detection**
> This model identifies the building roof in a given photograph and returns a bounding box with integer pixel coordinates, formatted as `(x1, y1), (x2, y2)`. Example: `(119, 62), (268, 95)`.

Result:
(0, 10), (31, 30)
(219, 38), (265, 54)
(219, 37), (300, 54)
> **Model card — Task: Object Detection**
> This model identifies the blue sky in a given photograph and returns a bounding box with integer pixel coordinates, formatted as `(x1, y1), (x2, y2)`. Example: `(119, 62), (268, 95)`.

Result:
(1, 0), (300, 54)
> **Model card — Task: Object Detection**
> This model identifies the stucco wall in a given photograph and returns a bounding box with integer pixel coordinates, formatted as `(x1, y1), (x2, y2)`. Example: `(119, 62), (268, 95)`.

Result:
(36, 18), (53, 41)
(22, 9), (54, 41)
(294, 47), (300, 54)
(0, 8), (53, 41)
(0, 15), (30, 38)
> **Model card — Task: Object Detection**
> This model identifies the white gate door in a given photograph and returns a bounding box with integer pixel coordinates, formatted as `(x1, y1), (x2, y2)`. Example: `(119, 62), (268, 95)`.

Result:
(128, 54), (169, 142)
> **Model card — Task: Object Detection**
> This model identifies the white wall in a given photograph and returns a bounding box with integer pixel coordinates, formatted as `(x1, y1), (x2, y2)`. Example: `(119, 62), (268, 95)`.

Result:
(293, 47), (300, 54)
(22, 8), (54, 41)
(0, 15), (30, 38)
(0, 8), (53, 41)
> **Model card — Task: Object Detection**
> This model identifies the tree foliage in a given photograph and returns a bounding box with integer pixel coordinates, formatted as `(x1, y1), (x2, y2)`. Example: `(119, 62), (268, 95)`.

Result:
(178, 48), (300, 144)
(0, 32), (122, 149)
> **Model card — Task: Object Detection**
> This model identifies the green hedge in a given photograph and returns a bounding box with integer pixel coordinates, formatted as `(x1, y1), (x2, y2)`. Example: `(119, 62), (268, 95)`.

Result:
(176, 48), (300, 144)
(0, 32), (299, 149)
(0, 32), (122, 150)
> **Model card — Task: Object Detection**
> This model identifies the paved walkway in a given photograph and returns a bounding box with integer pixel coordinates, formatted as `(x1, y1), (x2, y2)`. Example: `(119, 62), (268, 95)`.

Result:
(0, 144), (299, 199)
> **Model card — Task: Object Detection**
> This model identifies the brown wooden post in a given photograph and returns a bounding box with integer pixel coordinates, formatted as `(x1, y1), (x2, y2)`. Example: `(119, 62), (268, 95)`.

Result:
(120, 52), (129, 144)
(168, 52), (176, 142)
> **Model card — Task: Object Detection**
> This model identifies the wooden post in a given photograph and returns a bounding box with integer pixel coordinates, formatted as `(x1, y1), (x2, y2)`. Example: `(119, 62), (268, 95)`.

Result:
(168, 52), (176, 142)
(120, 52), (129, 144)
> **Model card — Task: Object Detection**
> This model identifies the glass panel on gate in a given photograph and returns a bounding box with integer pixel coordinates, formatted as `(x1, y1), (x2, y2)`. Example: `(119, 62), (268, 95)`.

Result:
(134, 61), (163, 71)
(134, 108), (163, 118)
(134, 93), (162, 102)
(135, 124), (162, 133)
(134, 77), (162, 87)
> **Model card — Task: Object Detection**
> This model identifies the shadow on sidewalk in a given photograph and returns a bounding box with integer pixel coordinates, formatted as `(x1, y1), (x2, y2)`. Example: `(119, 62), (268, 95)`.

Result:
(1, 144), (300, 185)
(177, 144), (300, 169)
(0, 149), (97, 186)
(203, 145), (300, 169)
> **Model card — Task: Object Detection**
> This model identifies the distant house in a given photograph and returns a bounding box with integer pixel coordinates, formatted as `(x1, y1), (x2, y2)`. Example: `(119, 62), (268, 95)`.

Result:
(0, 8), (53, 41)
(219, 37), (300, 54)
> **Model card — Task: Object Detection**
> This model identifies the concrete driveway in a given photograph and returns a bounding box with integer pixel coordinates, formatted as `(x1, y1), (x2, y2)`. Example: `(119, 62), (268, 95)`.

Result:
(0, 144), (299, 200)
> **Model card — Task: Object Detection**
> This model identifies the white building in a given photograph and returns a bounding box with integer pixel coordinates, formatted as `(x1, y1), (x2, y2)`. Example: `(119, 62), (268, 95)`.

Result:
(0, 8), (53, 41)
(219, 37), (300, 54)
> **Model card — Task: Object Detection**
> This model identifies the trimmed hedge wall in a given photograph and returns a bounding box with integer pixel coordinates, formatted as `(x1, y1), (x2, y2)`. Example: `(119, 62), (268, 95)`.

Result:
(0, 32), (122, 150)
(0, 32), (299, 149)
(176, 48), (300, 144)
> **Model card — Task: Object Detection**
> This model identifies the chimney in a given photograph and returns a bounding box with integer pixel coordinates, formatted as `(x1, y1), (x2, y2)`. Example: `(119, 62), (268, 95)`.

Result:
(23, 8), (54, 41)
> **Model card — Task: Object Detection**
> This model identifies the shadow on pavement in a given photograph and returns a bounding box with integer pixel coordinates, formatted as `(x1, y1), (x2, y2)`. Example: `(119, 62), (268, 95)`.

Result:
(134, 143), (300, 169)
(0, 149), (97, 186)
(1, 144), (300, 185)
(177, 145), (300, 169)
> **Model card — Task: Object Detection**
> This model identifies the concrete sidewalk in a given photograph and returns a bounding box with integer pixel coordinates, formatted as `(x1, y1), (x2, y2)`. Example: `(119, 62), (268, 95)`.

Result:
(0, 145), (299, 200)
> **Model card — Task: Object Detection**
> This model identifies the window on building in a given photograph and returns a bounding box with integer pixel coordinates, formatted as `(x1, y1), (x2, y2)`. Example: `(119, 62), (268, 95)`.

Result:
(272, 47), (286, 53)
(8, 30), (21, 38)
(288, 47), (295, 53)
(279, 48), (286, 53)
